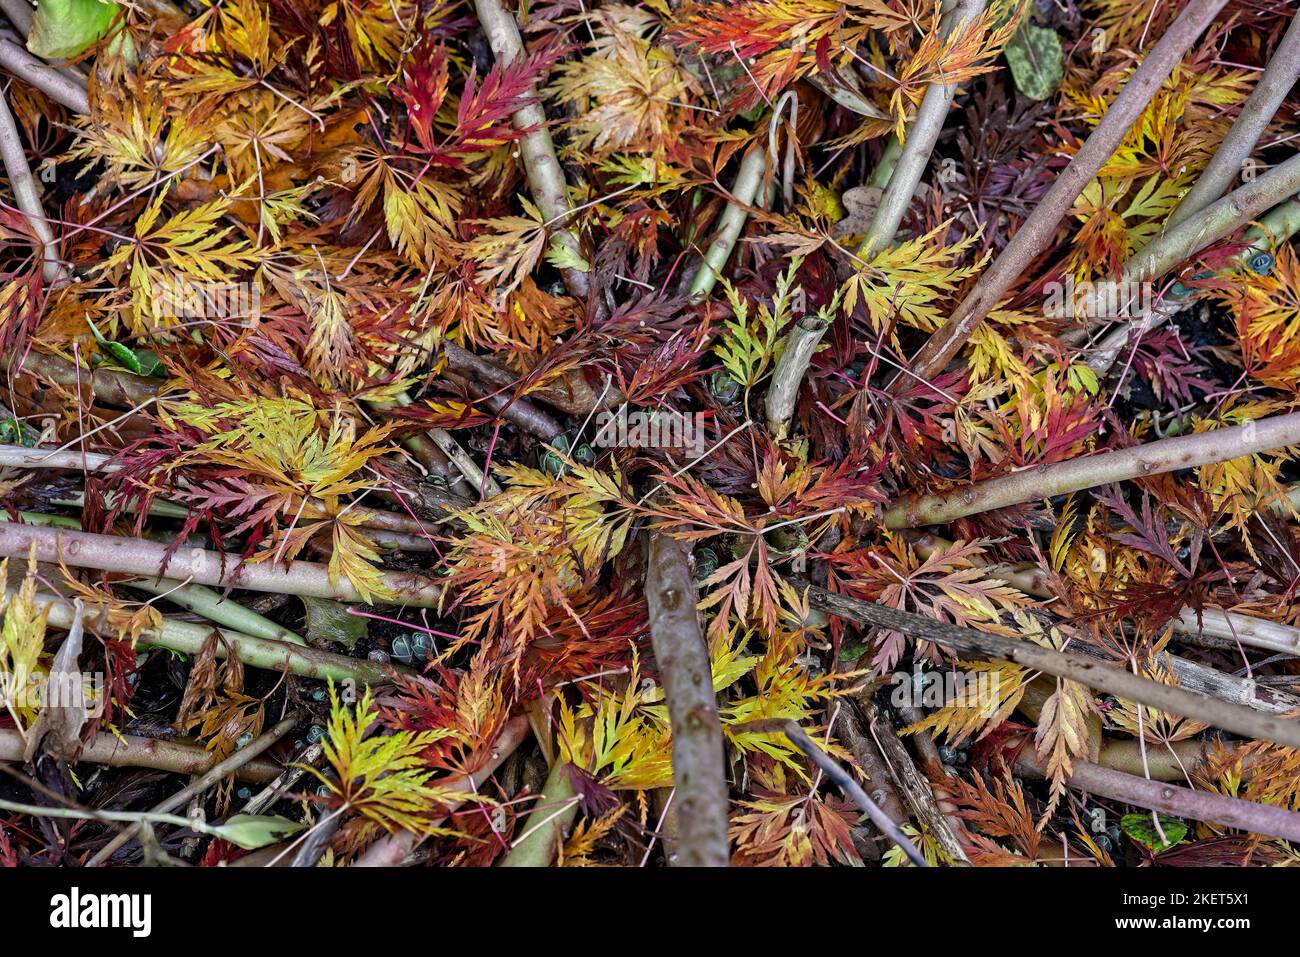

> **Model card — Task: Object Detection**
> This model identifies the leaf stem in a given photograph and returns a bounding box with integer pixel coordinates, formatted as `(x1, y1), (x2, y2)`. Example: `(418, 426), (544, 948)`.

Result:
(126, 578), (307, 646)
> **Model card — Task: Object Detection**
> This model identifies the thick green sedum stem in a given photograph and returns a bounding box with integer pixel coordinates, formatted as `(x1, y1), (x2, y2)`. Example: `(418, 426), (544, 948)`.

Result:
(126, 578), (307, 647)
(498, 759), (578, 867)
(33, 592), (406, 685)
(688, 147), (768, 302)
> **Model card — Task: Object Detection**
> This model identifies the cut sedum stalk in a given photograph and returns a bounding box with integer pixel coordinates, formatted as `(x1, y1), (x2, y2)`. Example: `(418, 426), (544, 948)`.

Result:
(32, 592), (408, 685)
(688, 146), (768, 302)
(126, 578), (307, 647)
(498, 759), (578, 867)
(765, 0), (984, 437)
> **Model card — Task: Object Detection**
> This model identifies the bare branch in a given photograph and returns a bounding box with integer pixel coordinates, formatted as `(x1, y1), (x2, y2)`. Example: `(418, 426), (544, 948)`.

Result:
(86, 712), (303, 866)
(739, 717), (928, 866)
(644, 530), (730, 866)
(893, 0), (1231, 391)
(806, 587), (1300, 750)
(473, 0), (589, 299)
(1165, 8), (1300, 226)
(884, 410), (1300, 528)
(0, 727), (282, 782)
(1017, 750), (1300, 844)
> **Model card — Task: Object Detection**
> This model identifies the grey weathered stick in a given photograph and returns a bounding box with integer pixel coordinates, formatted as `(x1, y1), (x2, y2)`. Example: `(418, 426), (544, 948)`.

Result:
(0, 36), (88, 113)
(893, 0), (1231, 392)
(910, 530), (1300, 664)
(764, 315), (825, 438)
(1123, 150), (1300, 284)
(836, 704), (908, 827)
(0, 84), (63, 282)
(1085, 164), (1300, 376)
(443, 341), (622, 414)
(1166, 8), (1300, 226)
(0, 523), (445, 606)
(86, 712), (302, 866)
(370, 391), (503, 497)
(1176, 607), (1300, 658)
(0, 0), (32, 35)
(740, 718), (928, 865)
(883, 409), (1300, 528)
(472, 0), (588, 299)
(856, 697), (970, 864)
(644, 530), (729, 866)
(806, 587), (1300, 750)
(1016, 751), (1300, 843)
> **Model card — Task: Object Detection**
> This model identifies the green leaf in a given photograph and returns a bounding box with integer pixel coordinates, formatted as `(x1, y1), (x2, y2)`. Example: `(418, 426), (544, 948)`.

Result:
(545, 237), (590, 274)
(1004, 22), (1063, 102)
(207, 814), (306, 850)
(27, 0), (119, 60)
(1067, 363), (1099, 396)
(302, 596), (367, 650)
(1120, 812), (1188, 852)
(86, 318), (165, 377)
